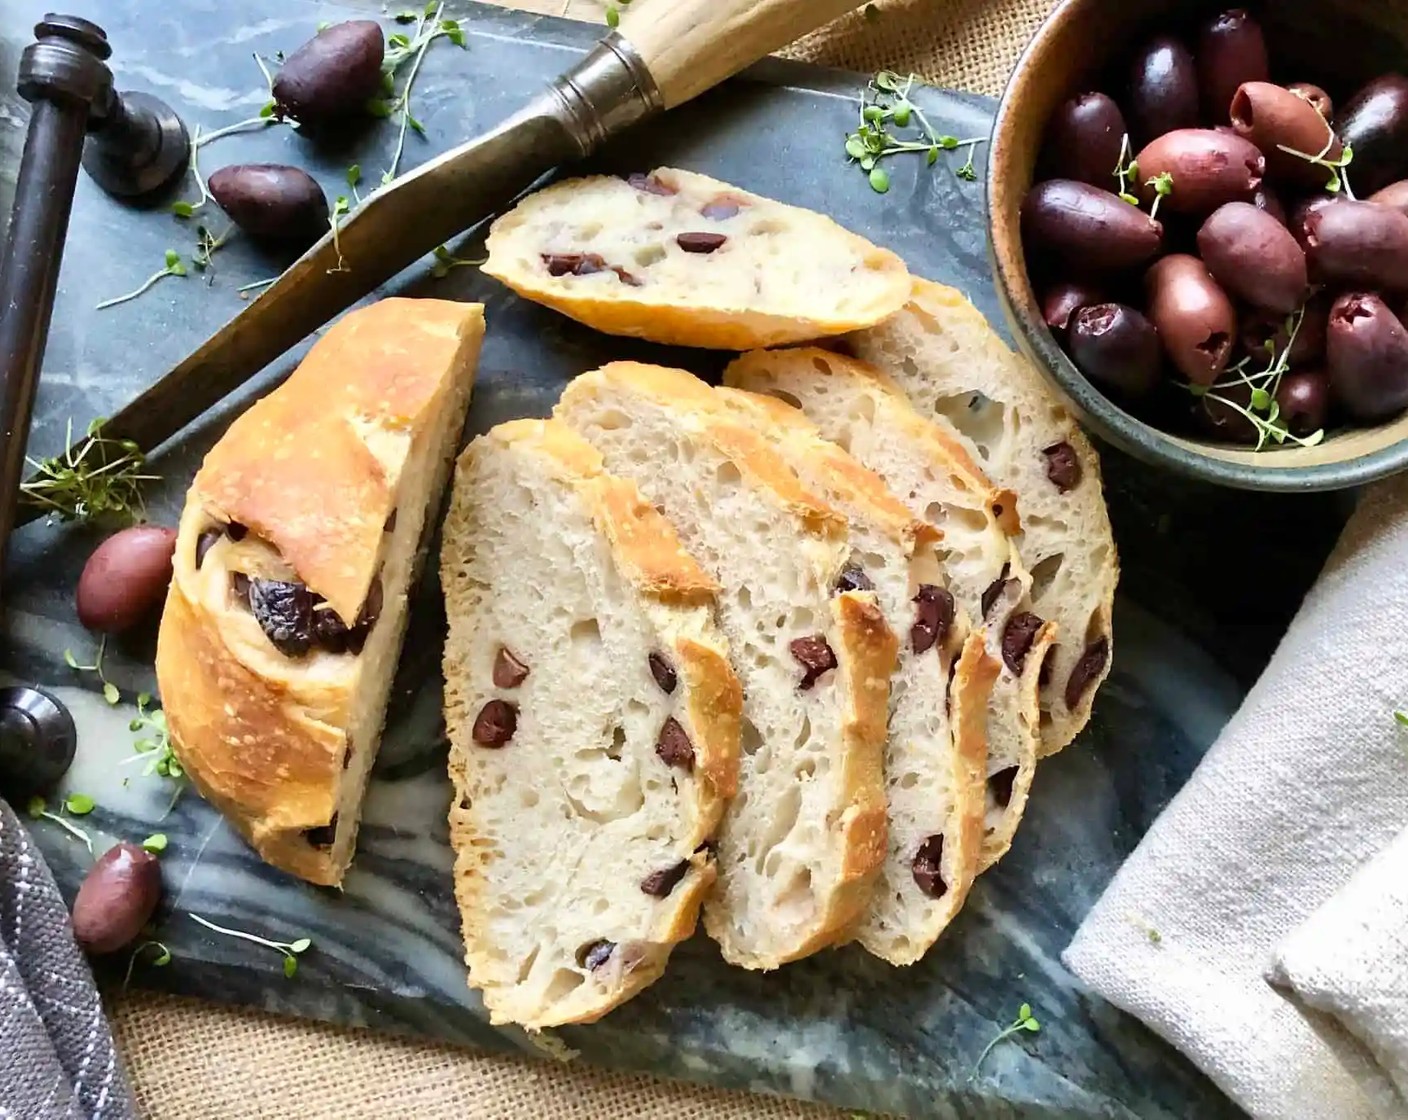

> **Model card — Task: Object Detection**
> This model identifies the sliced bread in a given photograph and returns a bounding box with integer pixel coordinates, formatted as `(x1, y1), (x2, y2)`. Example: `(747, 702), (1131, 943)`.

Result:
(482, 167), (911, 350)
(724, 348), (1054, 872)
(555, 363), (897, 970)
(847, 279), (1117, 755)
(708, 386), (998, 965)
(441, 418), (741, 1028)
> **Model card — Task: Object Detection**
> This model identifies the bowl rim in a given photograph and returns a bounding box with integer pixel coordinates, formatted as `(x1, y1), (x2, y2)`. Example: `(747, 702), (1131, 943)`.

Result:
(983, 0), (1408, 493)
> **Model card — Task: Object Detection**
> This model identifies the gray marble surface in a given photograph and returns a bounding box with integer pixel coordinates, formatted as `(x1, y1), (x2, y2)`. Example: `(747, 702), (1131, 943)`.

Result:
(0, 1), (1355, 1115)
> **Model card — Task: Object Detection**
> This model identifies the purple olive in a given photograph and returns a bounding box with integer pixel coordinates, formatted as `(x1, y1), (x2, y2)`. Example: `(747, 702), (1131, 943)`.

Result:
(1067, 303), (1163, 397)
(77, 526), (177, 634)
(1251, 185), (1287, 226)
(1198, 10), (1268, 124)
(272, 20), (385, 125)
(1021, 179), (1164, 272)
(1129, 36), (1199, 143)
(1288, 82), (1334, 122)
(1368, 180), (1408, 219)
(72, 843), (162, 955)
(1289, 194), (1344, 244)
(1134, 129), (1264, 215)
(1231, 82), (1344, 189)
(1335, 75), (1408, 196)
(1045, 93), (1129, 187)
(1042, 279), (1107, 336)
(1192, 379), (1258, 444)
(1302, 199), (1408, 291)
(1274, 370), (1331, 435)
(1241, 296), (1329, 369)
(208, 164), (329, 244)
(1327, 293), (1408, 422)
(1145, 254), (1237, 385)
(1197, 202), (1307, 313)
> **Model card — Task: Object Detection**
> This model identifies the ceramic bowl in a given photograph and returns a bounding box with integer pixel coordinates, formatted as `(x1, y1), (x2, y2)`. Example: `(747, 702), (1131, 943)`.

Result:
(987, 0), (1408, 491)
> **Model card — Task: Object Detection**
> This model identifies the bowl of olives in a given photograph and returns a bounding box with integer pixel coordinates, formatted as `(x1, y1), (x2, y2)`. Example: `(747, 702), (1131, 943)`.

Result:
(988, 0), (1408, 490)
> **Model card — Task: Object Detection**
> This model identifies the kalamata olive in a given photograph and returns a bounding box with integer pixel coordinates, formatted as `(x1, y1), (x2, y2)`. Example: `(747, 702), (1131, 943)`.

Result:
(1251, 185), (1287, 226)
(1289, 194), (1343, 245)
(1197, 202), (1307, 313)
(1274, 369), (1331, 435)
(1042, 279), (1107, 336)
(1145, 254), (1237, 384)
(1045, 93), (1129, 187)
(1302, 199), (1408, 290)
(1231, 82), (1343, 189)
(271, 20), (385, 125)
(1067, 303), (1163, 397)
(1198, 10), (1268, 124)
(1021, 179), (1163, 271)
(1335, 75), (1408, 197)
(1191, 379), (1258, 443)
(1134, 129), (1263, 214)
(1288, 82), (1334, 122)
(208, 165), (329, 244)
(1327, 293), (1408, 422)
(1128, 36), (1199, 143)
(76, 526), (177, 633)
(1241, 296), (1329, 369)
(1368, 180), (1408, 219)
(72, 842), (162, 955)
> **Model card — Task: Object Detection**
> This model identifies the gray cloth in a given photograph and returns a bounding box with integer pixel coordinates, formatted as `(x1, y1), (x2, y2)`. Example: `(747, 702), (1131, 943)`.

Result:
(0, 796), (136, 1120)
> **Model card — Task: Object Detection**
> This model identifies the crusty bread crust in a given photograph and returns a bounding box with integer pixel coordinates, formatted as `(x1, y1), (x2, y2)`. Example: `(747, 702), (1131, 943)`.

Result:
(157, 298), (485, 885)
(443, 419), (741, 1027)
(482, 168), (912, 350)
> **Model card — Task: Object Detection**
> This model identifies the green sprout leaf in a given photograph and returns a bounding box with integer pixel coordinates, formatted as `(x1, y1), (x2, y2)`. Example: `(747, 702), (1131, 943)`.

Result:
(142, 833), (169, 854)
(972, 1002), (1042, 1079)
(103, 681), (120, 706)
(26, 796), (45, 819)
(64, 793), (96, 816)
(283, 955), (299, 978)
(868, 166), (891, 193)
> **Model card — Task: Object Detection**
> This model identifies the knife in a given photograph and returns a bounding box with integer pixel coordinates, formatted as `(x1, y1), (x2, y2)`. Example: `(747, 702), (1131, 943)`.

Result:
(12, 0), (868, 528)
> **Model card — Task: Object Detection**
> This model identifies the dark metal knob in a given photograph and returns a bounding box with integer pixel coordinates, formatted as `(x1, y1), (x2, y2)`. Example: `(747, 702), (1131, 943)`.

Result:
(84, 89), (191, 198)
(0, 687), (77, 799)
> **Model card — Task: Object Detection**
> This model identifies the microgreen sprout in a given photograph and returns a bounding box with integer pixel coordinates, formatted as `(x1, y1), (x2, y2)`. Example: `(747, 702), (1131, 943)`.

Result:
(236, 276), (280, 300)
(96, 250), (187, 310)
(346, 163), (363, 204)
(328, 196), (351, 273)
(377, 3), (466, 185)
(142, 833), (168, 854)
(123, 940), (172, 989)
(1112, 133), (1140, 206)
(1396, 710), (1408, 727)
(192, 224), (234, 279)
(1146, 172), (1174, 223)
(189, 914), (313, 978)
(430, 244), (484, 279)
(844, 71), (986, 192)
(124, 692), (184, 784)
(972, 1003), (1041, 1078)
(192, 53), (281, 148)
(22, 417), (156, 525)
(64, 637), (121, 705)
(169, 125), (215, 220)
(605, 0), (632, 28)
(25, 795), (95, 855)
(1184, 304), (1325, 452)
(1277, 116), (1355, 197)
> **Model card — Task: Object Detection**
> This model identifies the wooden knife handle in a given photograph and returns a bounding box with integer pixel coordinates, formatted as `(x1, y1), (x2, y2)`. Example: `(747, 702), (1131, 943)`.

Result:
(620, 0), (869, 110)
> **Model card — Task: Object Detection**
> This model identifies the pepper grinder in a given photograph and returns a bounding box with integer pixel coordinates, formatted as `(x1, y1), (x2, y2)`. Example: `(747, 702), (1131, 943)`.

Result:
(0, 14), (189, 798)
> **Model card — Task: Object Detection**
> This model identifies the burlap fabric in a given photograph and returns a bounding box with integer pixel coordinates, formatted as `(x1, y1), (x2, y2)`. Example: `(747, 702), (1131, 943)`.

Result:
(109, 2), (1056, 1116)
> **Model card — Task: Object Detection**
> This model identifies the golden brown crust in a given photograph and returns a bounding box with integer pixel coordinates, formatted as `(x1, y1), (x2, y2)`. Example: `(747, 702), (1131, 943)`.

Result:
(947, 631), (1000, 899)
(676, 636), (742, 803)
(159, 298), (485, 886)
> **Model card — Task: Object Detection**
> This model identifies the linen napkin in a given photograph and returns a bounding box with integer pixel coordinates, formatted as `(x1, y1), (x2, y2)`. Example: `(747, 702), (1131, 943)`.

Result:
(1063, 473), (1408, 1120)
(1269, 827), (1408, 1106)
(0, 796), (137, 1120)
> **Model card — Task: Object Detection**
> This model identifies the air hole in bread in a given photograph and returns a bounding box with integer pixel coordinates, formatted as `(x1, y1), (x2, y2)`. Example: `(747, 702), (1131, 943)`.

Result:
(773, 866), (815, 924)
(715, 461), (743, 487)
(634, 244), (667, 268)
(739, 718), (763, 756)
(607, 725), (626, 761)
(543, 969), (585, 1004)
(1029, 552), (1065, 603)
(570, 618), (602, 652)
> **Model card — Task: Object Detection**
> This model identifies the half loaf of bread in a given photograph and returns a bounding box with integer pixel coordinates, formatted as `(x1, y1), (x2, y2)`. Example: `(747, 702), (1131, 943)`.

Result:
(725, 348), (1054, 872)
(441, 418), (740, 1028)
(556, 362), (896, 970)
(482, 167), (911, 350)
(157, 298), (484, 885)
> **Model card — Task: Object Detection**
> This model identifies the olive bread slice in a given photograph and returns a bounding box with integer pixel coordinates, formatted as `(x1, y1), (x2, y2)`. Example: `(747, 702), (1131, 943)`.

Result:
(482, 167), (911, 350)
(846, 279), (1116, 756)
(556, 363), (897, 971)
(709, 386), (998, 965)
(724, 348), (1053, 872)
(441, 419), (741, 1028)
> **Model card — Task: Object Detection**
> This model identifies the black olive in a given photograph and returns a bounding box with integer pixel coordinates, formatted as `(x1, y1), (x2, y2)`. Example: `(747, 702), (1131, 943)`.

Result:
(1128, 35), (1199, 143)
(1335, 75), (1408, 197)
(1067, 303), (1162, 397)
(1044, 92), (1128, 187)
(272, 21), (386, 125)
(245, 578), (318, 657)
(208, 164), (329, 245)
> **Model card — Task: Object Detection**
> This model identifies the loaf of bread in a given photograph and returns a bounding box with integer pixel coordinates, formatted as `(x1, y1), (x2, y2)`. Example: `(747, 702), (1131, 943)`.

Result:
(440, 419), (740, 1028)
(556, 362), (896, 970)
(482, 167), (911, 350)
(156, 298), (485, 885)
(708, 386), (998, 965)
(847, 279), (1116, 756)
(724, 348), (1054, 872)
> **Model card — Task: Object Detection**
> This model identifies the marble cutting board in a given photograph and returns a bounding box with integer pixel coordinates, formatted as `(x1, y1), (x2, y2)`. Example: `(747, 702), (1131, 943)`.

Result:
(0, 1), (1355, 1115)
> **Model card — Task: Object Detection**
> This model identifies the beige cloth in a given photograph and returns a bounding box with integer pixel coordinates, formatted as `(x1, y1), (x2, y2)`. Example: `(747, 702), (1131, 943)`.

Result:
(112, 2), (1064, 1117)
(1064, 476), (1408, 1120)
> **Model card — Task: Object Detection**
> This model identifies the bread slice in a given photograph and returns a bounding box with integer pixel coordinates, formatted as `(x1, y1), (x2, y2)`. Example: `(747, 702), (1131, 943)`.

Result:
(846, 279), (1117, 756)
(440, 419), (740, 1028)
(482, 167), (911, 350)
(555, 362), (897, 970)
(707, 386), (999, 964)
(724, 348), (1054, 872)
(158, 298), (484, 885)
